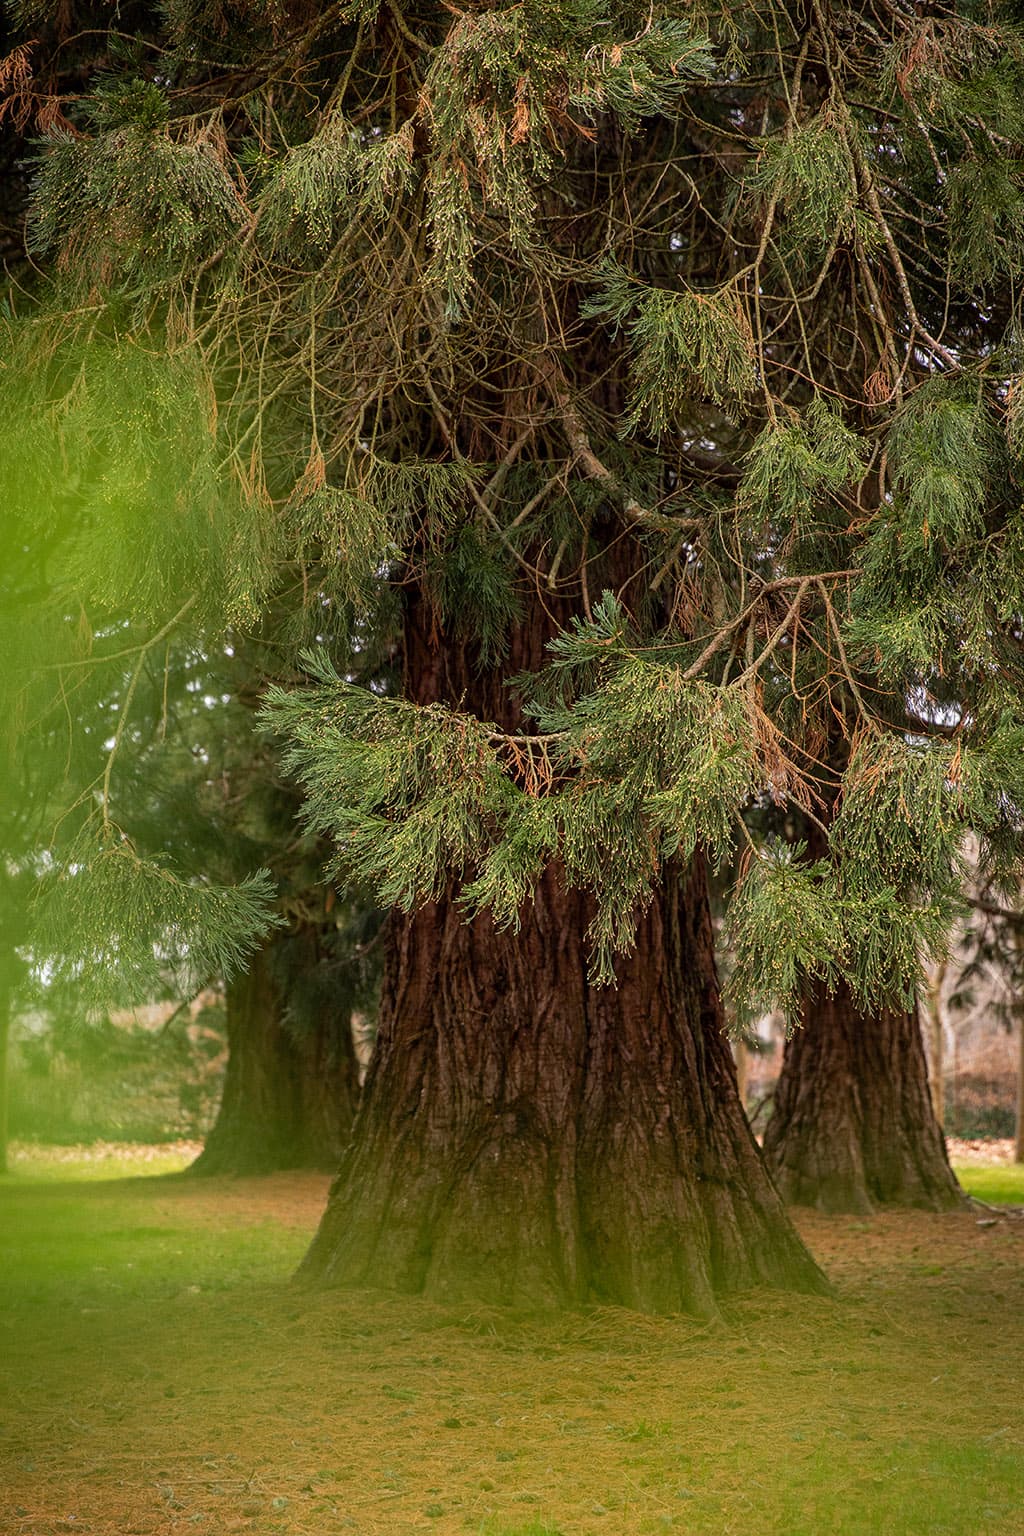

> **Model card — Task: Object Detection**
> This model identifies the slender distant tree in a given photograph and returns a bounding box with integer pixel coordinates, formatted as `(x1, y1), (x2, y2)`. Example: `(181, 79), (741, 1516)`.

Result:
(955, 886), (1024, 1158)
(8, 0), (1024, 1310)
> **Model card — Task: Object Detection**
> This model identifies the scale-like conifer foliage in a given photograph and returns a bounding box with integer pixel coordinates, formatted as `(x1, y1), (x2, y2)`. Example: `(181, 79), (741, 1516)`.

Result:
(7, 0), (1024, 1023)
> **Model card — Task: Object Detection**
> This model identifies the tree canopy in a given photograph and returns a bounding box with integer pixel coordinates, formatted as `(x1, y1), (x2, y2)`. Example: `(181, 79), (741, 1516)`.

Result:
(5, 0), (1024, 1021)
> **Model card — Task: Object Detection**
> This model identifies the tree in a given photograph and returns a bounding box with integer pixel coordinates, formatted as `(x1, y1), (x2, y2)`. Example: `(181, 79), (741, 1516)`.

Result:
(190, 914), (374, 1176)
(0, 307), (369, 1180)
(0, 335), (282, 1163)
(958, 889), (1024, 1161)
(758, 813), (963, 1214)
(10, 0), (1024, 1311)
(156, 641), (383, 1178)
(763, 985), (962, 1213)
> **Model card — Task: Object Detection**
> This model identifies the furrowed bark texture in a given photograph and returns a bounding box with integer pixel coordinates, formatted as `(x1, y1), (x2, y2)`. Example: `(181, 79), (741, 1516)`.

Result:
(191, 936), (360, 1176)
(300, 592), (826, 1314)
(763, 980), (963, 1214)
(301, 862), (826, 1313)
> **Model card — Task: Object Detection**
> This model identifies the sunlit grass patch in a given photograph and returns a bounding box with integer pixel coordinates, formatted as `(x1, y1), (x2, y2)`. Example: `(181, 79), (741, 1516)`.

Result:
(759, 1437), (1024, 1536)
(953, 1160), (1024, 1205)
(0, 1165), (311, 1312)
(3, 1139), (199, 1181)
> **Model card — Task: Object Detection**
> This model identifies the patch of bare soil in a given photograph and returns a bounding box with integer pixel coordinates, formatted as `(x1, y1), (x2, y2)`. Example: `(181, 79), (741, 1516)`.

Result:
(946, 1137), (1017, 1164)
(146, 1169), (335, 1229)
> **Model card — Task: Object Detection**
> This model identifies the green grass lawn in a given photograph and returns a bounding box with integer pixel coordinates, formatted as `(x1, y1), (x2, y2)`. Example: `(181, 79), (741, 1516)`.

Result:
(3, 1142), (197, 1182)
(952, 1160), (1024, 1206)
(1, 1147), (1022, 1536)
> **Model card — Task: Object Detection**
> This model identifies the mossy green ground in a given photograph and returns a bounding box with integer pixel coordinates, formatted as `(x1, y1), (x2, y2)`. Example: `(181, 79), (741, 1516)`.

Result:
(1, 1147), (1022, 1536)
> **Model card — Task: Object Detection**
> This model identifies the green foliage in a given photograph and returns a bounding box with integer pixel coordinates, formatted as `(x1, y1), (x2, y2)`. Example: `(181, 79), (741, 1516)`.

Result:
(569, 20), (715, 130)
(419, 5), (712, 314)
(32, 844), (281, 1014)
(266, 115), (364, 251)
(886, 382), (1000, 553)
(740, 397), (867, 533)
(1004, 378), (1024, 462)
(1, 328), (271, 628)
(424, 161), (479, 319)
(158, 0), (295, 55)
(723, 843), (844, 1026)
(886, 20), (1024, 143)
(724, 838), (948, 1026)
(584, 264), (756, 429)
(265, 117), (416, 252)
(832, 735), (967, 900)
(10, 1000), (227, 1145)
(262, 652), (517, 910)
(30, 124), (244, 286)
(287, 481), (384, 611)
(536, 658), (753, 972)
(85, 77), (170, 131)
(287, 452), (477, 616)
(945, 155), (1024, 287)
(849, 382), (1012, 684)
(426, 523), (523, 662)
(530, 602), (761, 865)
(745, 109), (857, 255)
(266, 600), (766, 980)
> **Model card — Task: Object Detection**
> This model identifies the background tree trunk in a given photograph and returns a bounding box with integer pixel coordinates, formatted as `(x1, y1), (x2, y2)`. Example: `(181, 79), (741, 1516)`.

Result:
(190, 933), (360, 1177)
(925, 961), (947, 1129)
(300, 858), (826, 1315)
(734, 1040), (750, 1113)
(763, 981), (963, 1214)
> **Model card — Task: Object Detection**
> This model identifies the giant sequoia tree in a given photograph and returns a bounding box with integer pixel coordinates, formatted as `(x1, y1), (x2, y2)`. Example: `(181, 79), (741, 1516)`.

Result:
(764, 982), (962, 1213)
(191, 912), (376, 1176)
(8, 0), (1024, 1311)
(759, 807), (963, 1214)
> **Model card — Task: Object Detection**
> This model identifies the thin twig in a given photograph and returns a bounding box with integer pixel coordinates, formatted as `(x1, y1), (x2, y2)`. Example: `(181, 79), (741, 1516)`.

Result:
(100, 596), (198, 835)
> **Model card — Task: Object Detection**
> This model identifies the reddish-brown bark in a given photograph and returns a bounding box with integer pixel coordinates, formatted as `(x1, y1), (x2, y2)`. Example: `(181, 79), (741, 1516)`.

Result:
(301, 858), (826, 1313)
(298, 580), (825, 1312)
(763, 980), (963, 1214)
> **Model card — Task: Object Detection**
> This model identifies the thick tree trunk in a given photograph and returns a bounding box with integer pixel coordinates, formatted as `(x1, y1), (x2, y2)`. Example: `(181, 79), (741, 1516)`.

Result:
(300, 858), (826, 1315)
(190, 935), (360, 1177)
(299, 574), (825, 1314)
(763, 980), (963, 1214)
